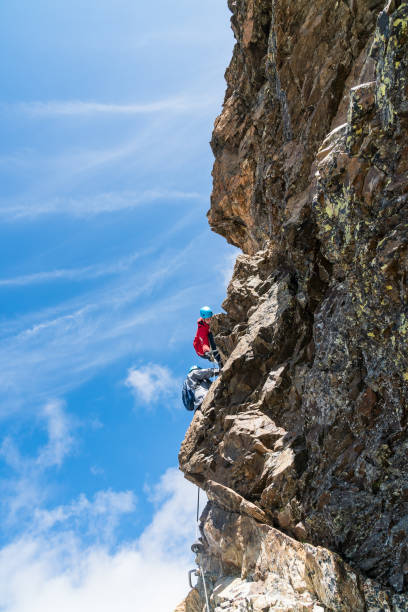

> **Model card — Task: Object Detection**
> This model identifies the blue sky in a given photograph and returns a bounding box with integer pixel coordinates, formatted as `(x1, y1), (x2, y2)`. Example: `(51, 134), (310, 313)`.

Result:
(0, 2), (236, 609)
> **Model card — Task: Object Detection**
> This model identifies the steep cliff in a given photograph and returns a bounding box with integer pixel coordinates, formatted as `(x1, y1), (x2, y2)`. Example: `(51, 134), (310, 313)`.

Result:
(178, 1), (408, 610)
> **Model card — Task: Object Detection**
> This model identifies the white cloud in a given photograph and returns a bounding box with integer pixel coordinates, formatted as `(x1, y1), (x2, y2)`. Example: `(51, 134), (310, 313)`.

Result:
(125, 364), (178, 405)
(33, 490), (136, 543)
(140, 467), (204, 562)
(0, 468), (198, 612)
(11, 94), (218, 117)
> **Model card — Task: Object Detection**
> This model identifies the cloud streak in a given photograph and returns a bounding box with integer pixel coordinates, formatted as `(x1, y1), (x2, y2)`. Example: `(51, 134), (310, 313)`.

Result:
(0, 251), (147, 287)
(0, 189), (205, 222)
(9, 94), (219, 117)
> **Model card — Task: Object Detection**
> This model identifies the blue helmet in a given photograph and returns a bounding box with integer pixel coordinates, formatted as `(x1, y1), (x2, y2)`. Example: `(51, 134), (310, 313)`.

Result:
(200, 306), (213, 319)
(189, 365), (200, 373)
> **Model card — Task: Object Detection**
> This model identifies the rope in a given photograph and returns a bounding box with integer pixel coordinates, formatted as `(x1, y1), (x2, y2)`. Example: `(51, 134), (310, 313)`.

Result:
(195, 485), (210, 612)
(199, 564), (211, 612)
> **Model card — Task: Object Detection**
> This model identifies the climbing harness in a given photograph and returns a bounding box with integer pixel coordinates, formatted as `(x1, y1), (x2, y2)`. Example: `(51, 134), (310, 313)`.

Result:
(187, 486), (211, 612)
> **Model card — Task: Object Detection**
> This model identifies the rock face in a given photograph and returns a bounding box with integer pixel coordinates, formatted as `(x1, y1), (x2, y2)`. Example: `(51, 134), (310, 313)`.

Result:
(177, 1), (408, 610)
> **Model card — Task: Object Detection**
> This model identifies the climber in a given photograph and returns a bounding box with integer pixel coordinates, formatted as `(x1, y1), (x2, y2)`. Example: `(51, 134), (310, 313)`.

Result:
(193, 306), (222, 366)
(182, 365), (219, 412)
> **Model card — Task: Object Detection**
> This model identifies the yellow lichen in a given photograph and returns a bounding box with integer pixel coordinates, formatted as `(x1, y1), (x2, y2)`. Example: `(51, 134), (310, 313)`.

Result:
(378, 83), (387, 97)
(325, 202), (334, 219)
(393, 17), (408, 32)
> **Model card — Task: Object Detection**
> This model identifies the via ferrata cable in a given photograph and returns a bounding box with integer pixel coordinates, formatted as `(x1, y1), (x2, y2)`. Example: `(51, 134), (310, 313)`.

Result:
(196, 486), (210, 612)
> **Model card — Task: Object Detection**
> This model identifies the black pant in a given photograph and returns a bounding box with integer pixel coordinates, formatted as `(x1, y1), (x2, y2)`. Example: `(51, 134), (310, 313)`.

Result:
(208, 331), (222, 365)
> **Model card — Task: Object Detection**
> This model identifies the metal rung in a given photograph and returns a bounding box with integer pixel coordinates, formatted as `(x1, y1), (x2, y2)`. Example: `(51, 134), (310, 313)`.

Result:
(188, 568), (199, 589)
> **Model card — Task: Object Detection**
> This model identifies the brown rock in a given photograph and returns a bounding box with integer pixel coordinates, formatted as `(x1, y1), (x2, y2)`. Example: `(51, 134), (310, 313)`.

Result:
(293, 521), (308, 541)
(178, 0), (408, 608)
(276, 503), (294, 530)
(206, 479), (269, 524)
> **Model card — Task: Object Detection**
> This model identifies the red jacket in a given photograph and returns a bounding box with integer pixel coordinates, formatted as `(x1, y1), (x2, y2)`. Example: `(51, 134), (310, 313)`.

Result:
(193, 318), (211, 356)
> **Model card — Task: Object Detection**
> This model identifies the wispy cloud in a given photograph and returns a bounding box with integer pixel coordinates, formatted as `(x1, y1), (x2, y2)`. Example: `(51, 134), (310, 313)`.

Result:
(0, 251), (146, 287)
(0, 88), (215, 222)
(0, 189), (204, 221)
(0, 400), (75, 521)
(0, 235), (208, 409)
(1, 400), (73, 473)
(9, 94), (218, 117)
(0, 206), (202, 296)
(37, 400), (73, 469)
(125, 364), (179, 405)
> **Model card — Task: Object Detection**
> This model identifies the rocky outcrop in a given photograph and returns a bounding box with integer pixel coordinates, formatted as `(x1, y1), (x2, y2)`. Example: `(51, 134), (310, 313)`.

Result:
(177, 0), (408, 610)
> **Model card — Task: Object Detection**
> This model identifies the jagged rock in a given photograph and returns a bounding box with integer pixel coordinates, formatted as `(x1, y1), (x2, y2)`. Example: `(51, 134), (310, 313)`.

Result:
(206, 480), (269, 524)
(178, 0), (408, 609)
